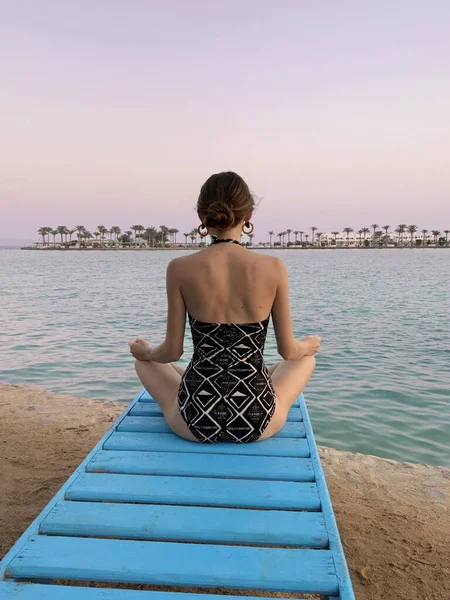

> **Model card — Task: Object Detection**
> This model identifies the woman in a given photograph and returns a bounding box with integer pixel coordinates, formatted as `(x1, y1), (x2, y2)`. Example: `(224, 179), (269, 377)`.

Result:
(129, 172), (321, 443)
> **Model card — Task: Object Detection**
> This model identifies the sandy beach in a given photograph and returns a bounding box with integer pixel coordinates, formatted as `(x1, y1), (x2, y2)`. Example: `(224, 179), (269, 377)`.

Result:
(0, 382), (448, 600)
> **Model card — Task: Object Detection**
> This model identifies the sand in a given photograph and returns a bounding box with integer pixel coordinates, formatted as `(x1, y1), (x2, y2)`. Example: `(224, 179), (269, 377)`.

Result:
(0, 382), (449, 600)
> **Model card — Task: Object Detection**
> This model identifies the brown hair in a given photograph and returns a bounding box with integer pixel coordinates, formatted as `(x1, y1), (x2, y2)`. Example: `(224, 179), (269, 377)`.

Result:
(197, 171), (255, 230)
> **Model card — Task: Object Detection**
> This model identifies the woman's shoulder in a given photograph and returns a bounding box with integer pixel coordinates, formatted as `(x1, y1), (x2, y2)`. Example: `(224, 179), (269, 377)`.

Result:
(254, 252), (286, 274)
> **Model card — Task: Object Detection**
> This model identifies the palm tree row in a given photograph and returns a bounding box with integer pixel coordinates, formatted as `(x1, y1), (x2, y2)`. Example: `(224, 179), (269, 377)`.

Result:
(37, 223), (449, 249)
(267, 225), (449, 248)
(37, 225), (181, 247)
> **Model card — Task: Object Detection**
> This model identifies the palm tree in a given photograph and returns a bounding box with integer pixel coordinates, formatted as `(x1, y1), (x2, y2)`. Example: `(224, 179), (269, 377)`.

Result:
(431, 230), (440, 245)
(407, 225), (418, 247)
(172, 228), (179, 244)
(421, 229), (428, 248)
(130, 225), (144, 246)
(142, 227), (154, 247)
(361, 227), (370, 246)
(45, 227), (53, 246)
(331, 231), (339, 246)
(293, 231), (299, 244)
(38, 227), (47, 246)
(159, 225), (169, 247)
(189, 231), (195, 246)
(75, 225), (86, 245)
(370, 223), (379, 246)
(316, 232), (323, 247)
(286, 229), (292, 245)
(299, 231), (304, 244)
(357, 229), (363, 246)
(268, 231), (274, 247)
(130, 225), (138, 245)
(110, 226), (121, 244)
(84, 231), (93, 245)
(67, 229), (76, 245)
(395, 224), (406, 247)
(94, 232), (100, 244)
(444, 230), (450, 246)
(51, 229), (58, 247)
(305, 233), (309, 245)
(96, 225), (108, 246)
(183, 232), (189, 245)
(310, 227), (317, 247)
(277, 232), (282, 247)
(343, 227), (353, 247)
(125, 230), (132, 246)
(56, 225), (67, 244)
(248, 233), (254, 246)
(382, 225), (390, 247)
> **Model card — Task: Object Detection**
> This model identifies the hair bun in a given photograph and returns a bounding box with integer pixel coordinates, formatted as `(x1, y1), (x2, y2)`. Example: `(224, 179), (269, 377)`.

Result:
(197, 172), (255, 231)
(204, 201), (235, 230)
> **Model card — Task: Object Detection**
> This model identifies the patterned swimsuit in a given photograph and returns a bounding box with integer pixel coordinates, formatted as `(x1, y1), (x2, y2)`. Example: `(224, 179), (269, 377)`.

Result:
(177, 314), (276, 443)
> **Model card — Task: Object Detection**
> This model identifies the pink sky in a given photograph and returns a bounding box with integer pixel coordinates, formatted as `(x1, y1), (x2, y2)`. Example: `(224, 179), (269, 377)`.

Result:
(1, 0), (449, 241)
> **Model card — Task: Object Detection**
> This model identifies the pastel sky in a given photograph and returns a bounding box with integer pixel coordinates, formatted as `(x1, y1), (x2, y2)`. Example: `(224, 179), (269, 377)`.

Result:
(1, 0), (450, 241)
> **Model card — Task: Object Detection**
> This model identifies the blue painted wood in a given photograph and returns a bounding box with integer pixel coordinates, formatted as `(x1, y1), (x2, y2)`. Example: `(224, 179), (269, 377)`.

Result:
(300, 393), (356, 600)
(0, 391), (142, 584)
(104, 431), (310, 457)
(66, 472), (321, 510)
(7, 536), (339, 594)
(87, 450), (316, 481)
(131, 400), (303, 422)
(40, 500), (328, 547)
(0, 582), (277, 600)
(0, 388), (353, 600)
(118, 416), (306, 438)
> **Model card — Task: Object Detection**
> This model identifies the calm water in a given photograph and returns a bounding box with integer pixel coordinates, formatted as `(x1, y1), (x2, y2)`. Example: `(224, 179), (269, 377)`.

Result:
(1, 248), (449, 466)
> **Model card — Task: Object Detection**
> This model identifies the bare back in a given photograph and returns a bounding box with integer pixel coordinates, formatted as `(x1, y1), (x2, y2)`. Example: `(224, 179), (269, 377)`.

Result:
(176, 244), (278, 324)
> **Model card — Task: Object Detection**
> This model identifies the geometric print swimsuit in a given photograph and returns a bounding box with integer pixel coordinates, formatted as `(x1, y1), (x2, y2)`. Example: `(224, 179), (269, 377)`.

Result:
(177, 314), (276, 443)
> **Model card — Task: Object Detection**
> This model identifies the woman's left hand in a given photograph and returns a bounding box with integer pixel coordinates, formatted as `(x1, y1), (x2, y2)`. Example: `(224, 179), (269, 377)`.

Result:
(128, 338), (152, 361)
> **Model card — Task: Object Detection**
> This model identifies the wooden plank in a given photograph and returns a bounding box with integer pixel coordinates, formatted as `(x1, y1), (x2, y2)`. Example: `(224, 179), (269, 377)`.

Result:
(41, 501), (328, 548)
(87, 450), (315, 482)
(118, 416), (306, 438)
(300, 394), (356, 600)
(66, 472), (321, 510)
(0, 390), (139, 584)
(0, 582), (310, 599)
(131, 401), (303, 422)
(7, 536), (338, 595)
(104, 432), (310, 458)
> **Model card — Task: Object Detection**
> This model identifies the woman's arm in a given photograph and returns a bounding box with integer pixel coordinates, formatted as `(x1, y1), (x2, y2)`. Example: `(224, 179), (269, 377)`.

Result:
(271, 258), (321, 360)
(150, 258), (187, 363)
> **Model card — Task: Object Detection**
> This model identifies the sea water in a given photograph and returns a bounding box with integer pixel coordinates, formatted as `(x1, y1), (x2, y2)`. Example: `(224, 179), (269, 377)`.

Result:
(1, 248), (449, 466)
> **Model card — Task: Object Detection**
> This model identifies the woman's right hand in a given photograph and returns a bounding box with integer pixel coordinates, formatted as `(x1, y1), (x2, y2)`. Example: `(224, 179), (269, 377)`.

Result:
(299, 335), (322, 356)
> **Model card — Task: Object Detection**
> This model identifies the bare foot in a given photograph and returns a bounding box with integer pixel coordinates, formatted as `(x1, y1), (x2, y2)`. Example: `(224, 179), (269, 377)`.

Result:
(298, 335), (321, 356)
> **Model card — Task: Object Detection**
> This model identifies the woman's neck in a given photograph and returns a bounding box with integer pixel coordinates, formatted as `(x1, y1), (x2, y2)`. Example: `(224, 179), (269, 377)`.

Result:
(209, 226), (242, 244)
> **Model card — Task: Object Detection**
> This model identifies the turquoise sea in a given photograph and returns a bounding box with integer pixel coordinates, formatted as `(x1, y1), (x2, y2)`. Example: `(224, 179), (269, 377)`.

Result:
(1, 248), (449, 466)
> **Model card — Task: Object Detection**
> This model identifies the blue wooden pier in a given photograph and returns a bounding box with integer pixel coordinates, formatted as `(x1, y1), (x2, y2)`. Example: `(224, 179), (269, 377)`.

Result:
(0, 391), (355, 599)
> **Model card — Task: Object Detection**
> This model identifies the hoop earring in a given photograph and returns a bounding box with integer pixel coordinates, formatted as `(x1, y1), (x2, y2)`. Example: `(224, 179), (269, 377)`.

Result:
(198, 224), (209, 237)
(242, 221), (254, 235)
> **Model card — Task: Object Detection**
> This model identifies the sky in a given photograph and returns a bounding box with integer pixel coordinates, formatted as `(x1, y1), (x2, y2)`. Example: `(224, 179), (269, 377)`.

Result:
(1, 0), (450, 242)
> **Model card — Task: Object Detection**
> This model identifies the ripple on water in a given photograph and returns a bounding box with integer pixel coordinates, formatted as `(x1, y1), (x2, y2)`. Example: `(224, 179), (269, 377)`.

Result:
(1, 248), (449, 466)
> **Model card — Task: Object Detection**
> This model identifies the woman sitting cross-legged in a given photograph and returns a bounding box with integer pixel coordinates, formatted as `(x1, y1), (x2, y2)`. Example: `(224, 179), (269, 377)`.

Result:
(129, 171), (321, 443)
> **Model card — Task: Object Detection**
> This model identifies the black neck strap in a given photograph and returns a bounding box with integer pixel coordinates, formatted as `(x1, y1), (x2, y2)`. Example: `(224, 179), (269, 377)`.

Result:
(211, 237), (241, 246)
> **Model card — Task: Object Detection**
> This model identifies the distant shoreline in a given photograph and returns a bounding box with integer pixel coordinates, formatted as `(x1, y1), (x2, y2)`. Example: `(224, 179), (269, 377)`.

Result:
(19, 245), (450, 251)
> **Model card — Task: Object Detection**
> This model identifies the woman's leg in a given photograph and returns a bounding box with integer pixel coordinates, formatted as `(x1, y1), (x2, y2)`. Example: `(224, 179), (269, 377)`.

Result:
(170, 363), (186, 376)
(267, 361), (282, 377)
(134, 360), (198, 442)
(260, 356), (316, 440)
